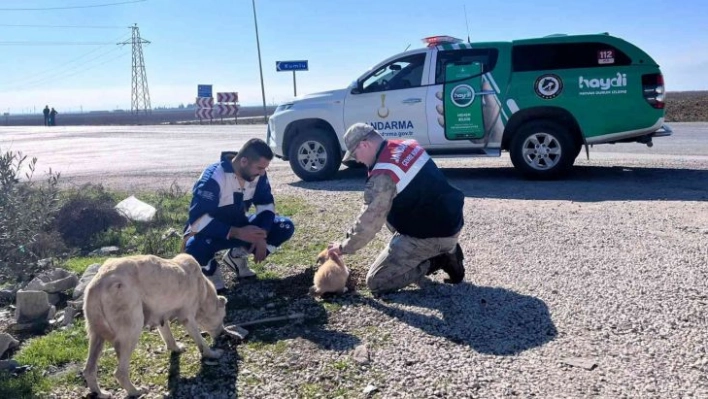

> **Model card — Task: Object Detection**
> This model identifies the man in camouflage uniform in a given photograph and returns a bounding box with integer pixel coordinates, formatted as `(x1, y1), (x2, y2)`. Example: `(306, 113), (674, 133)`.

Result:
(328, 123), (465, 294)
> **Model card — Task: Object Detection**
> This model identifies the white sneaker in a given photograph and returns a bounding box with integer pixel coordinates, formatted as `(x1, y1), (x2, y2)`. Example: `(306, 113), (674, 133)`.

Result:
(207, 266), (225, 291)
(222, 248), (256, 278)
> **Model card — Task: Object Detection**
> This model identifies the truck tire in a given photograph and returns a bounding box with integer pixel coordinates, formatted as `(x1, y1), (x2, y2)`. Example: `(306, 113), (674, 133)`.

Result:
(509, 120), (576, 180)
(288, 129), (341, 181)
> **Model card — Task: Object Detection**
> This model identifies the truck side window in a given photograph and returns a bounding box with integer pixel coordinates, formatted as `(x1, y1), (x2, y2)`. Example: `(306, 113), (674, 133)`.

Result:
(435, 49), (499, 84)
(361, 53), (426, 93)
(512, 42), (632, 72)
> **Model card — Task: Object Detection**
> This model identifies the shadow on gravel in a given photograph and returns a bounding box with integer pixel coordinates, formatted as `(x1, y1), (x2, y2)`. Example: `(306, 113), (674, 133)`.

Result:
(363, 282), (557, 356)
(167, 343), (241, 399)
(291, 165), (708, 202)
(223, 268), (361, 352)
(166, 348), (240, 399)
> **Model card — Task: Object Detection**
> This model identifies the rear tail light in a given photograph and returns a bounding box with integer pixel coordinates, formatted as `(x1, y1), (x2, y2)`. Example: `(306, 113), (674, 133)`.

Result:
(642, 73), (665, 109)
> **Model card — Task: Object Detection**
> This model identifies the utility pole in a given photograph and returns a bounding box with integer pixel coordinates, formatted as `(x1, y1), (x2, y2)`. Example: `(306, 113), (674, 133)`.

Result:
(119, 24), (152, 117)
(251, 0), (268, 123)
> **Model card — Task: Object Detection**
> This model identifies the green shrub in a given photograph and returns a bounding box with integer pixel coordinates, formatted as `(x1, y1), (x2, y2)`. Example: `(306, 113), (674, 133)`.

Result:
(0, 148), (60, 282)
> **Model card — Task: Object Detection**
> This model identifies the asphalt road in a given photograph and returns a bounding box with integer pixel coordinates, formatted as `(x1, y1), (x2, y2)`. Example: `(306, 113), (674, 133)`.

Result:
(0, 122), (706, 191)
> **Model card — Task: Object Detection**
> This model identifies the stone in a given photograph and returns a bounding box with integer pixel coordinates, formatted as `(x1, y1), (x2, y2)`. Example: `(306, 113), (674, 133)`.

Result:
(115, 195), (156, 222)
(14, 290), (53, 323)
(73, 263), (103, 299)
(89, 246), (120, 257)
(352, 344), (371, 365)
(363, 384), (378, 395)
(62, 306), (78, 327)
(562, 357), (598, 371)
(25, 268), (79, 294)
(0, 289), (15, 304)
(0, 333), (20, 358)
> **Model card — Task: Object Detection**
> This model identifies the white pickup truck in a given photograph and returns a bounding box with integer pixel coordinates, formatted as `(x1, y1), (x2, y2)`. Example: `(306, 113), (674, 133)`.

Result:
(267, 34), (670, 181)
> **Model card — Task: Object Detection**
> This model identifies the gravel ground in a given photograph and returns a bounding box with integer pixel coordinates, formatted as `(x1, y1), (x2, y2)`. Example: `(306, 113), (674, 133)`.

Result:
(3, 124), (707, 398)
(54, 154), (706, 399)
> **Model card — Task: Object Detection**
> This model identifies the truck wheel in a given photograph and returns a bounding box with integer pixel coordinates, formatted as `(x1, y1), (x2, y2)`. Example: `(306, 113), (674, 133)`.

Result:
(288, 129), (341, 181)
(509, 120), (576, 179)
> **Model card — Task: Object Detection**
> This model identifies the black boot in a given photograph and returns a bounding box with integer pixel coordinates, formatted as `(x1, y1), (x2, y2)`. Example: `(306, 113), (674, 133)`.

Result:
(425, 253), (448, 276)
(441, 244), (465, 284)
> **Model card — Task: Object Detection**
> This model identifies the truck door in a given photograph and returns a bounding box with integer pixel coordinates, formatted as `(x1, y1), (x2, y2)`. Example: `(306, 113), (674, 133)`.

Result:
(344, 52), (430, 144)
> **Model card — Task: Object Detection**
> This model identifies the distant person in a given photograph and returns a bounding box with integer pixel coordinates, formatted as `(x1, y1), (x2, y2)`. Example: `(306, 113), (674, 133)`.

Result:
(43, 105), (50, 126)
(49, 107), (58, 126)
(183, 138), (295, 292)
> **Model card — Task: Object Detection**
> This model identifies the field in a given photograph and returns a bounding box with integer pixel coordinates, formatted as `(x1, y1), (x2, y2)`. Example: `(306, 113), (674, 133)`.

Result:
(2, 91), (707, 127)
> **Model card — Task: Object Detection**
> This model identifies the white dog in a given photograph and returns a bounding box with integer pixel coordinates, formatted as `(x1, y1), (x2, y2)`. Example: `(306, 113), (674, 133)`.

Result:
(82, 253), (227, 398)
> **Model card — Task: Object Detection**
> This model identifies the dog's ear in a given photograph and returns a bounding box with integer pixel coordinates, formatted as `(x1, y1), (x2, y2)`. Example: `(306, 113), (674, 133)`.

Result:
(316, 248), (329, 264)
(218, 296), (228, 307)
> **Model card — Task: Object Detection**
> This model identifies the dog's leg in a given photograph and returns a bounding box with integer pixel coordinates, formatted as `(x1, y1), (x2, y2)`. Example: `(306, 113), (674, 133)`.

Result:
(83, 333), (111, 399)
(113, 335), (147, 397)
(158, 321), (185, 353)
(184, 318), (223, 359)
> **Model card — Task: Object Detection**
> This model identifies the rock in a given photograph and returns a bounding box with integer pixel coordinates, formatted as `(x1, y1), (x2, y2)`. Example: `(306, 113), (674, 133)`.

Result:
(11, 320), (49, 333)
(89, 246), (120, 257)
(62, 306), (78, 327)
(73, 263), (103, 299)
(115, 195), (157, 222)
(46, 293), (62, 306)
(223, 325), (249, 341)
(363, 384), (378, 395)
(37, 258), (54, 268)
(14, 290), (53, 323)
(0, 289), (15, 304)
(352, 344), (371, 365)
(0, 333), (20, 358)
(562, 357), (598, 370)
(0, 359), (20, 371)
(25, 268), (79, 294)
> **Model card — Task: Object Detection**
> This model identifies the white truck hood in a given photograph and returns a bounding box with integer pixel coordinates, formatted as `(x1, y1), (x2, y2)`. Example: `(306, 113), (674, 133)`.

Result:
(290, 88), (348, 105)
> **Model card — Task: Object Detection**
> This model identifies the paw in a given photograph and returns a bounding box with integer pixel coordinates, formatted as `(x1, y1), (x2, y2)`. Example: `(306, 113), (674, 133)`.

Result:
(95, 391), (112, 399)
(203, 348), (223, 359)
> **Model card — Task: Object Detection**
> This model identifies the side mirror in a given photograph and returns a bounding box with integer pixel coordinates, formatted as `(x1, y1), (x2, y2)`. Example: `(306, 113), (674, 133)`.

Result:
(350, 81), (363, 95)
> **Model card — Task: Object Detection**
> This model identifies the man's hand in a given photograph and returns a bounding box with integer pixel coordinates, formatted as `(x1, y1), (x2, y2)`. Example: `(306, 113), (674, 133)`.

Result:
(229, 225), (266, 243)
(327, 242), (343, 259)
(250, 239), (268, 263)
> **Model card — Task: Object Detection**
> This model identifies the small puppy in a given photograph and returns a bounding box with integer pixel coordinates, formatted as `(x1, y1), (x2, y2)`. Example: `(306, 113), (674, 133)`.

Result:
(309, 248), (349, 296)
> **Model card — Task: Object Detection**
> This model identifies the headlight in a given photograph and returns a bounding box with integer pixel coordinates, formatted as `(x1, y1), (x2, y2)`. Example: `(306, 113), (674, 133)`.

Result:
(275, 103), (294, 113)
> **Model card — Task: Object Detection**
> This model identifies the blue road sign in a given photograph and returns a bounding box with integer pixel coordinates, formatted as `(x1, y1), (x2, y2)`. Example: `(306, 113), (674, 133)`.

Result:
(276, 60), (308, 72)
(198, 84), (213, 98)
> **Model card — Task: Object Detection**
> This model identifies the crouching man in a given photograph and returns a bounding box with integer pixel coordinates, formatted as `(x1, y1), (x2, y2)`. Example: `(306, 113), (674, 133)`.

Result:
(184, 138), (294, 291)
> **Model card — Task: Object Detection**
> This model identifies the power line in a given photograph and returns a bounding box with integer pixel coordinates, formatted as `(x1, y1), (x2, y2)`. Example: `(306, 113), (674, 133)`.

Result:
(0, 0), (147, 11)
(0, 24), (126, 29)
(4, 46), (126, 91)
(0, 41), (120, 46)
(0, 33), (130, 89)
(6, 52), (130, 92)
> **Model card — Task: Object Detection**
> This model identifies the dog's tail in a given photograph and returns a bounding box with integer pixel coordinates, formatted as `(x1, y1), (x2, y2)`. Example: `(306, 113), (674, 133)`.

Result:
(83, 268), (125, 342)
